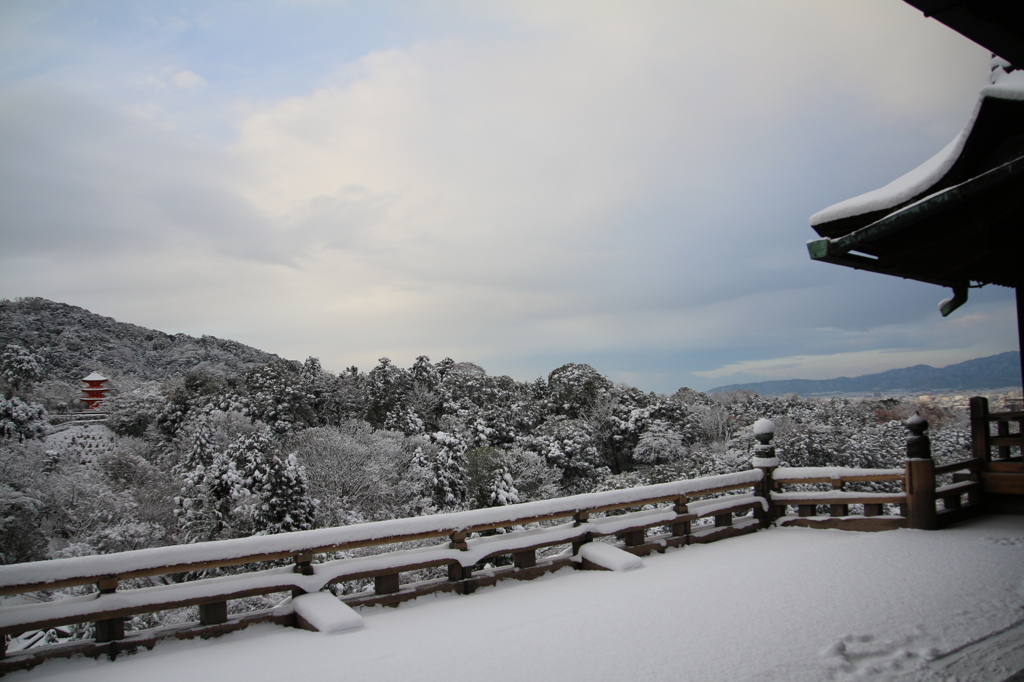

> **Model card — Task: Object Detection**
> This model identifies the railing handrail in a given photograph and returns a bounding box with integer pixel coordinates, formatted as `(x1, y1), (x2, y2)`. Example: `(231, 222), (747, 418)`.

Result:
(773, 466), (903, 483)
(0, 469), (763, 595)
(985, 409), (1024, 421)
(933, 457), (983, 475)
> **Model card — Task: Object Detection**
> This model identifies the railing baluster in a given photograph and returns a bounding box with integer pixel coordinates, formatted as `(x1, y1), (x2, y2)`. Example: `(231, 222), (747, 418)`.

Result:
(94, 576), (123, 644)
(513, 550), (536, 569)
(572, 510), (592, 555)
(671, 495), (690, 539)
(374, 573), (400, 595)
(199, 601), (228, 625)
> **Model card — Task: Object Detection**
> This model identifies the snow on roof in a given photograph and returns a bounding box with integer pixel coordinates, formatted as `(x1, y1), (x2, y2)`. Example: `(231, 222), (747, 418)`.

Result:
(810, 111), (975, 227)
(82, 372), (109, 381)
(810, 63), (1024, 227)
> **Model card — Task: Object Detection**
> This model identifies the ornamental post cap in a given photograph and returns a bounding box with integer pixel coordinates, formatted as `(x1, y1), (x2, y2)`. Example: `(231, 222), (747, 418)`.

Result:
(904, 413), (928, 435)
(753, 418), (775, 444)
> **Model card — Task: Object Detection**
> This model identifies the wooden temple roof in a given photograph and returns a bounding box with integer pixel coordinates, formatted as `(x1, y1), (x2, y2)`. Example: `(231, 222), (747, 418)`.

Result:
(807, 62), (1024, 295)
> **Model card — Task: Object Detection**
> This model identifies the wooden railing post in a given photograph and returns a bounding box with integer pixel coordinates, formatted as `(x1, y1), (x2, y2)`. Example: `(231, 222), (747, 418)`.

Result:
(94, 576), (124, 643)
(513, 550), (536, 569)
(970, 396), (990, 463)
(904, 414), (937, 530)
(750, 418), (778, 527)
(291, 552), (314, 599)
(199, 601), (228, 625)
(447, 530), (473, 592)
(374, 573), (400, 595)
(571, 511), (592, 555)
(671, 495), (690, 540)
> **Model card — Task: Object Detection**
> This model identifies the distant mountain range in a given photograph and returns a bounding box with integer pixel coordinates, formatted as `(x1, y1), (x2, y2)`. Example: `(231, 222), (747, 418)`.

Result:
(0, 297), (281, 383)
(709, 351), (1021, 396)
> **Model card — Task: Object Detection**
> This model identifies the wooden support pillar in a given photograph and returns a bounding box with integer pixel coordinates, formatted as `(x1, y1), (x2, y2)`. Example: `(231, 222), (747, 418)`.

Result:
(970, 396), (991, 463)
(905, 415), (937, 530)
(199, 601), (228, 625)
(1017, 286), (1024, 396)
(94, 576), (123, 643)
(374, 573), (400, 595)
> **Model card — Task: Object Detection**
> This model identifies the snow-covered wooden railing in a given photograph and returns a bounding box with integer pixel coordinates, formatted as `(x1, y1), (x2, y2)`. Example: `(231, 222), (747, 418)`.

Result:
(749, 415), (985, 531)
(770, 466), (907, 531)
(0, 469), (766, 672)
(970, 397), (1024, 511)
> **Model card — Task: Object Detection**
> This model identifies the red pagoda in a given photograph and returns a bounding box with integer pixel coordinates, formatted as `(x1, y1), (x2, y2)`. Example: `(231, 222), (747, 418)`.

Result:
(81, 372), (109, 410)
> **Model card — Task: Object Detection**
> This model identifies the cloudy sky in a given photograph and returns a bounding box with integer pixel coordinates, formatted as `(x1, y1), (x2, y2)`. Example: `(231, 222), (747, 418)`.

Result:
(0, 0), (1016, 392)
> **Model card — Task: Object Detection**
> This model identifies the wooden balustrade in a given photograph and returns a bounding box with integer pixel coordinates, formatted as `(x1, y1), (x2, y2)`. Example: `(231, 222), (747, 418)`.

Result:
(753, 414), (985, 531)
(970, 397), (1024, 513)
(0, 470), (766, 673)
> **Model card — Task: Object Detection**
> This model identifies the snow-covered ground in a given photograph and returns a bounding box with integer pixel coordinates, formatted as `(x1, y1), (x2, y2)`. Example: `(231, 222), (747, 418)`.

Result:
(13, 516), (1024, 682)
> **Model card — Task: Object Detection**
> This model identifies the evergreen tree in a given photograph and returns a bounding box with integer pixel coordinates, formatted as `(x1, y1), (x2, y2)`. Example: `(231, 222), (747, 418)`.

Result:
(487, 467), (520, 507)
(0, 344), (42, 397)
(257, 452), (316, 535)
(173, 413), (222, 543)
(428, 431), (469, 511)
(0, 397), (48, 442)
(225, 426), (317, 536)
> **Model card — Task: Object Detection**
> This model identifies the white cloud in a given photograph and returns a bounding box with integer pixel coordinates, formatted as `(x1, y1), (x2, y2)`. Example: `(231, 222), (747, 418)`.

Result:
(170, 69), (207, 89)
(1, 0), (1009, 392)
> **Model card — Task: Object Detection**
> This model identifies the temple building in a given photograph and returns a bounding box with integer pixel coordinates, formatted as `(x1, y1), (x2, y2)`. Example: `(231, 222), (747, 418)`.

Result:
(80, 372), (109, 410)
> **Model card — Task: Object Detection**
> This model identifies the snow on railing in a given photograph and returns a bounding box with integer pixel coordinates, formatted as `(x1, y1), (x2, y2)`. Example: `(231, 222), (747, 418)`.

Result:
(749, 416), (984, 532)
(0, 469), (767, 672)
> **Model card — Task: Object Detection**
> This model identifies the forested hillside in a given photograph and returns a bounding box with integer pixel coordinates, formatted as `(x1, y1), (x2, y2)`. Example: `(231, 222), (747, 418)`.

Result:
(0, 297), (279, 385)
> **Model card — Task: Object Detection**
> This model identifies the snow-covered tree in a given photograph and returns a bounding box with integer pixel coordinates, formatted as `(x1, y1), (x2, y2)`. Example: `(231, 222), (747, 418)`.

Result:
(427, 431), (469, 511)
(104, 382), (167, 437)
(1, 344), (43, 397)
(0, 397), (48, 442)
(365, 358), (412, 428)
(633, 420), (688, 464)
(225, 426), (315, 535)
(547, 363), (611, 419)
(487, 467), (520, 507)
(244, 361), (316, 434)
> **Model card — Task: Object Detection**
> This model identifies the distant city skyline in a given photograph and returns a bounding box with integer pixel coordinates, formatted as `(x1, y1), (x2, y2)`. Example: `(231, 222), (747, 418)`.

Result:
(1, 1), (1017, 392)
